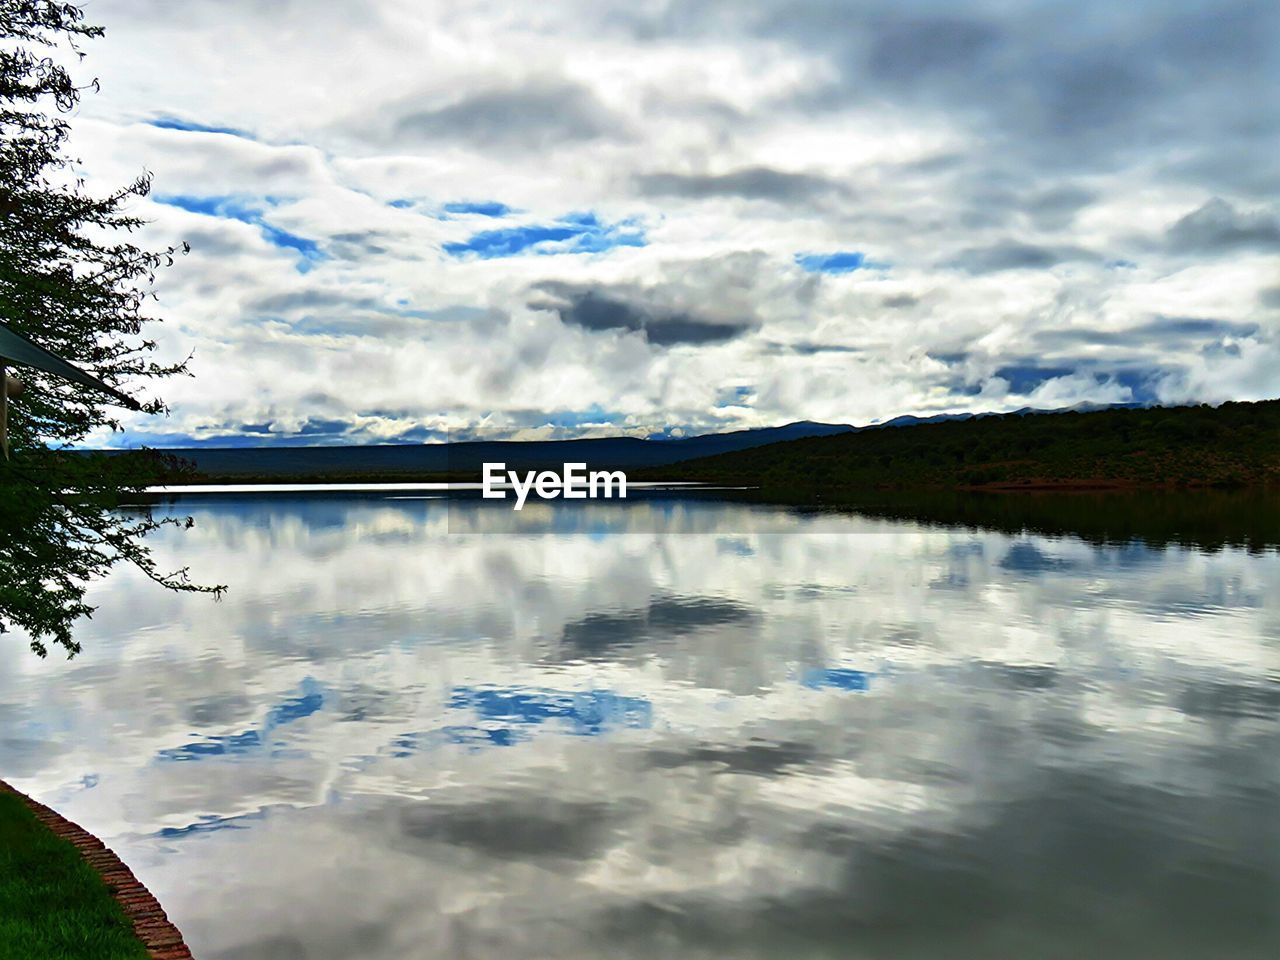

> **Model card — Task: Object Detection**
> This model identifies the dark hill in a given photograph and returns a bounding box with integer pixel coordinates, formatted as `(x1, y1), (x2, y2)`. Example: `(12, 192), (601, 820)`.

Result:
(656, 400), (1280, 491)
(102, 420), (856, 482)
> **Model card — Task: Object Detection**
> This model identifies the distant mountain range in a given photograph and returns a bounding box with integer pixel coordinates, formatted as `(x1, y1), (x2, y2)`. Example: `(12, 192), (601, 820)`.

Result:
(106, 419), (855, 481)
(868, 400), (1150, 431)
(91, 401), (1157, 483)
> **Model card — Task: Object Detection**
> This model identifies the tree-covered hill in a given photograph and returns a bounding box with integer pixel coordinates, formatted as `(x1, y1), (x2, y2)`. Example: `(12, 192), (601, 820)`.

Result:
(657, 400), (1280, 491)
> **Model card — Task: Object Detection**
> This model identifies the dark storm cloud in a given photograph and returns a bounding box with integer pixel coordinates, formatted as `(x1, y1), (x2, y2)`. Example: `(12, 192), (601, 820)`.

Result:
(326, 231), (391, 258)
(250, 289), (388, 313)
(948, 241), (1097, 274)
(1035, 317), (1262, 350)
(880, 165), (1097, 235)
(392, 81), (622, 150)
(634, 166), (851, 204)
(1026, 185), (1098, 230)
(184, 693), (256, 727)
(881, 293), (919, 309)
(398, 796), (628, 860)
(246, 289), (505, 339)
(650, 1), (1280, 191)
(1175, 677), (1280, 721)
(531, 282), (753, 346)
(999, 541), (1075, 575)
(761, 341), (861, 356)
(1132, 317), (1261, 340)
(1166, 198), (1280, 254)
(746, 767), (1273, 958)
(863, 16), (1000, 84)
(576, 745), (1278, 957)
(643, 739), (823, 776)
(557, 594), (758, 659)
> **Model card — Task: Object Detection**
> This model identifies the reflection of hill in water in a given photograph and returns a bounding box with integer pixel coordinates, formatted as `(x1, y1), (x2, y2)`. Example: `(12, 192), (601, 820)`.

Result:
(429, 488), (1280, 553)
(759, 490), (1280, 554)
(145, 487), (1278, 553)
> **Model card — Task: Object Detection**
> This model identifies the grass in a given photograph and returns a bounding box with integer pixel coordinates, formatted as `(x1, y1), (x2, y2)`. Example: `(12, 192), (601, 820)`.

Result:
(0, 790), (148, 960)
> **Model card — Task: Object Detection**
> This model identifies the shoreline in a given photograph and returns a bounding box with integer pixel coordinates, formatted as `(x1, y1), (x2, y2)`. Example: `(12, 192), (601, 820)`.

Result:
(134, 477), (1273, 495)
(0, 780), (194, 960)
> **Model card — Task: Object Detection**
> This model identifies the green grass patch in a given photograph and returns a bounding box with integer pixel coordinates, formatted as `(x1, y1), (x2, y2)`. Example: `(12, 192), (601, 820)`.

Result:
(0, 791), (148, 960)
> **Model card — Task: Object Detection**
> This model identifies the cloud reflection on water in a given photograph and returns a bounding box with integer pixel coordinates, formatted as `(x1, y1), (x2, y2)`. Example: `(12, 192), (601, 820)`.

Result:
(0, 496), (1277, 959)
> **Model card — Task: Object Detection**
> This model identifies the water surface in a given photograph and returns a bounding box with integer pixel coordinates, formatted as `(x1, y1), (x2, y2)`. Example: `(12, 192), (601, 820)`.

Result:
(1, 495), (1277, 959)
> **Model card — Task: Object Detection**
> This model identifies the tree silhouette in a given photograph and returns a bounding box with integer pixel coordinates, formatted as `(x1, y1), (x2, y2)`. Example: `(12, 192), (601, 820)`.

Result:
(1, 1), (222, 657)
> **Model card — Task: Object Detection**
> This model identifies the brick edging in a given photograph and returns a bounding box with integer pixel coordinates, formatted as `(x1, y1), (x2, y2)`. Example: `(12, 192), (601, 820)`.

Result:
(0, 779), (194, 960)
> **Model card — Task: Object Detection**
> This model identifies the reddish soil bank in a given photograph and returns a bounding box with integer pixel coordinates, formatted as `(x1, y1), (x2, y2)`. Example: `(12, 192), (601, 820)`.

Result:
(0, 779), (194, 959)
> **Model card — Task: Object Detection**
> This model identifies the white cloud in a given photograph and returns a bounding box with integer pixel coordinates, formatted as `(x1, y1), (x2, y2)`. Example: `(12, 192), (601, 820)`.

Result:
(54, 0), (1280, 445)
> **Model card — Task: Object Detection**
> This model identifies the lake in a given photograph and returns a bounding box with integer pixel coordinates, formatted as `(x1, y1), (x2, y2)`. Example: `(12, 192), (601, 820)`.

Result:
(1, 493), (1278, 959)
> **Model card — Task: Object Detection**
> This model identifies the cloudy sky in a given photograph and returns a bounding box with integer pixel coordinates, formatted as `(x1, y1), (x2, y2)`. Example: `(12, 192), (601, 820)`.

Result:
(61, 0), (1280, 446)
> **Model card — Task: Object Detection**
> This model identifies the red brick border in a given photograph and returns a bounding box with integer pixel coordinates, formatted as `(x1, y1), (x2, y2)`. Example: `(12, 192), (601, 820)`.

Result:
(0, 779), (194, 959)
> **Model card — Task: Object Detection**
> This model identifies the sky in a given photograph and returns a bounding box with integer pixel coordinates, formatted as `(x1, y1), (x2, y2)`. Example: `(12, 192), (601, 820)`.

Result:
(57, 0), (1280, 446)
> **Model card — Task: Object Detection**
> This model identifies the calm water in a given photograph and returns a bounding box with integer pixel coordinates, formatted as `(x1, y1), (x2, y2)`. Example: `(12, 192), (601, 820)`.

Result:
(2, 495), (1278, 959)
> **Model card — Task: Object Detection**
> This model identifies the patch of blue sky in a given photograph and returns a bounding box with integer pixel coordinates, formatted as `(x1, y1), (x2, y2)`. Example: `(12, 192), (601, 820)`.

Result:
(104, 430), (331, 449)
(387, 424), (451, 443)
(538, 406), (622, 429)
(156, 679), (325, 763)
(444, 211), (646, 259)
(994, 364), (1162, 404)
(647, 425), (697, 439)
(154, 193), (324, 273)
(86, 429), (200, 449)
(993, 364), (1077, 394)
(449, 686), (653, 738)
(795, 251), (876, 274)
(148, 116), (253, 139)
(394, 304), (491, 323)
(385, 726), (524, 757)
(259, 223), (325, 273)
(385, 687), (656, 757)
(89, 426), (353, 448)
(716, 538), (756, 558)
(232, 418), (352, 441)
(156, 809), (268, 840)
(442, 200), (513, 217)
(1094, 370), (1162, 404)
(295, 418), (352, 438)
(385, 734), (418, 759)
(155, 193), (271, 222)
(264, 677), (325, 728)
(441, 726), (523, 748)
(157, 730), (262, 762)
(389, 198), (515, 218)
(715, 385), (755, 408)
(1000, 542), (1074, 575)
(802, 668), (873, 692)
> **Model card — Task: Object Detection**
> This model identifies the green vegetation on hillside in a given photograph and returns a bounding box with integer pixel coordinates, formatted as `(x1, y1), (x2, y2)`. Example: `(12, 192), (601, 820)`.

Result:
(0, 791), (147, 960)
(660, 401), (1280, 491)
